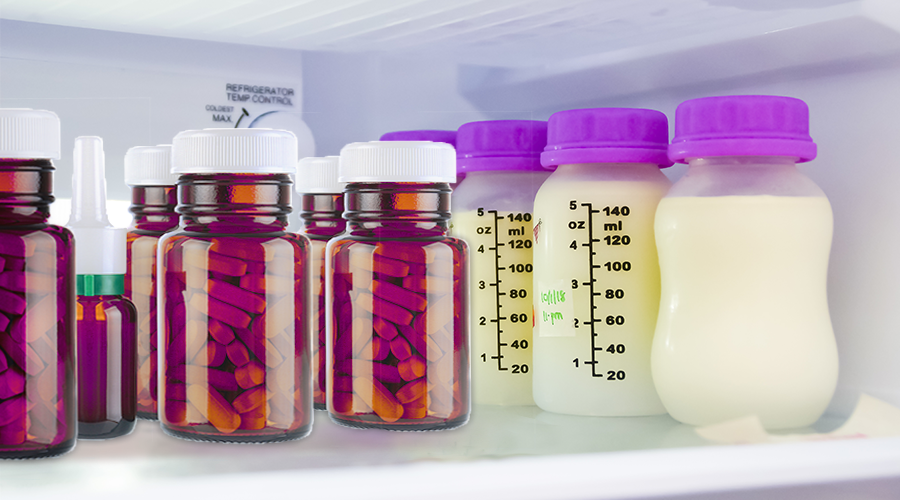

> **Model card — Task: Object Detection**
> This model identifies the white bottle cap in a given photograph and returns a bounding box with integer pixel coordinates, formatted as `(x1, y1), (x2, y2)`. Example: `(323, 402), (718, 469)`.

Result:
(172, 128), (298, 174)
(66, 136), (127, 277)
(339, 141), (456, 183)
(124, 144), (179, 186)
(0, 109), (61, 159)
(295, 156), (344, 194)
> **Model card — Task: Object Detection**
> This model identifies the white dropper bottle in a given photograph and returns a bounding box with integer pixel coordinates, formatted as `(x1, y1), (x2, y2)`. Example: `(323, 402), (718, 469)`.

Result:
(67, 136), (138, 439)
(67, 136), (127, 293)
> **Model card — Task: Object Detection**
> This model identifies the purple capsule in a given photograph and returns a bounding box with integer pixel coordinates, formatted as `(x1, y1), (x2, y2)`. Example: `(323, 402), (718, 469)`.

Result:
(0, 367), (25, 399)
(369, 296), (414, 326)
(225, 340), (250, 367)
(208, 319), (236, 345)
(0, 288), (26, 315)
(234, 326), (267, 362)
(207, 280), (266, 315)
(0, 239), (28, 258)
(333, 375), (353, 393)
(371, 278), (427, 312)
(0, 395), (26, 427)
(204, 251), (248, 276)
(205, 367), (241, 392)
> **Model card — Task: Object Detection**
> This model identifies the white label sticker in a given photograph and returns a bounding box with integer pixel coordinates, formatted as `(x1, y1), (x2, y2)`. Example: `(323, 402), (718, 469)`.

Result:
(536, 280), (576, 337)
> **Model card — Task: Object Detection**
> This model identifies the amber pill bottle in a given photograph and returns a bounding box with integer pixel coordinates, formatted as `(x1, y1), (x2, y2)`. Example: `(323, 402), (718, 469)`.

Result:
(295, 156), (345, 410)
(158, 128), (312, 443)
(327, 141), (470, 431)
(124, 145), (179, 420)
(0, 109), (76, 458)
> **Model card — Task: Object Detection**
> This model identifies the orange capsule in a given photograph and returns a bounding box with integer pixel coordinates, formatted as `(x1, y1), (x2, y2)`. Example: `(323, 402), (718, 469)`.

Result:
(187, 385), (239, 434)
(373, 317), (399, 340)
(395, 379), (426, 404)
(233, 385), (266, 414)
(239, 405), (267, 430)
(353, 376), (403, 423)
(398, 355), (426, 381)
(235, 360), (265, 389)
(402, 397), (427, 419)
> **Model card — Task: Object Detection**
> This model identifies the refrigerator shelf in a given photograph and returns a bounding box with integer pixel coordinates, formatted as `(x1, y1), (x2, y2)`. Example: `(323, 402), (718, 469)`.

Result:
(3, 405), (900, 499)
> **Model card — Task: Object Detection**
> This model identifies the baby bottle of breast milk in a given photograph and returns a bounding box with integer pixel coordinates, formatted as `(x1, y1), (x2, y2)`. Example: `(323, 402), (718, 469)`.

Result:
(451, 120), (551, 406)
(532, 108), (672, 416)
(652, 95), (838, 430)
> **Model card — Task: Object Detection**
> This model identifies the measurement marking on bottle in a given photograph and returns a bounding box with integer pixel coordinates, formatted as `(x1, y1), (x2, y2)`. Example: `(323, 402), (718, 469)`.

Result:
(581, 202), (606, 378)
(566, 202), (635, 380)
(472, 208), (533, 376)
(489, 210), (507, 371)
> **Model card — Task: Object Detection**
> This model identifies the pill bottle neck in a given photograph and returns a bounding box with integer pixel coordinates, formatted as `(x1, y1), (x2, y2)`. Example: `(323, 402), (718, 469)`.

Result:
(130, 185), (178, 233)
(0, 159), (54, 226)
(177, 173), (291, 233)
(299, 193), (346, 238)
(344, 182), (451, 239)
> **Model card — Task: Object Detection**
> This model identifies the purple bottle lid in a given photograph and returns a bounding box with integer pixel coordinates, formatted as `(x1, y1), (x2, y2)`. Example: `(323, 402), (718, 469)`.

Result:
(456, 120), (548, 173)
(669, 95), (817, 163)
(380, 130), (457, 148)
(542, 108), (672, 168)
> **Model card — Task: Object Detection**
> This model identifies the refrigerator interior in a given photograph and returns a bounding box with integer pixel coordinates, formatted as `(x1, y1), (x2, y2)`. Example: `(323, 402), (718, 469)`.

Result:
(2, 1), (900, 498)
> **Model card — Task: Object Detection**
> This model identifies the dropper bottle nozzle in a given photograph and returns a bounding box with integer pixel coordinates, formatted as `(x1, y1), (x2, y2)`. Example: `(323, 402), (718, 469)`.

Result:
(67, 136), (126, 295)
(69, 136), (111, 227)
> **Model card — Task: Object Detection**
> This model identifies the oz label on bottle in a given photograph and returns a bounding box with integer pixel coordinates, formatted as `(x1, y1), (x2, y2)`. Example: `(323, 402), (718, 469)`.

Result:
(536, 280), (575, 337)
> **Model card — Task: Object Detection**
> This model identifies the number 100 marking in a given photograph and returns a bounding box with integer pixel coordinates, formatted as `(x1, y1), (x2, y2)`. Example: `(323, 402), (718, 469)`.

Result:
(604, 261), (631, 271)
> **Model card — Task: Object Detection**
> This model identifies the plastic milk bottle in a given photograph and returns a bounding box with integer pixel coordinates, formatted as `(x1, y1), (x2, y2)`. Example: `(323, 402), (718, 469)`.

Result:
(532, 108), (671, 416)
(652, 95), (838, 429)
(451, 120), (551, 405)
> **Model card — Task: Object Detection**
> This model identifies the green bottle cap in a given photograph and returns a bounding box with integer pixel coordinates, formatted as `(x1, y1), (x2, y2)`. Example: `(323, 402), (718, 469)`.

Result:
(76, 274), (125, 296)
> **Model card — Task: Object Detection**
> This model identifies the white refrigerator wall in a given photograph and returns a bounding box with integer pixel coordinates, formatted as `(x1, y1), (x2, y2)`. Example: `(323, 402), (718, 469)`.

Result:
(0, 19), (311, 205)
(1, 16), (899, 419)
(302, 50), (493, 157)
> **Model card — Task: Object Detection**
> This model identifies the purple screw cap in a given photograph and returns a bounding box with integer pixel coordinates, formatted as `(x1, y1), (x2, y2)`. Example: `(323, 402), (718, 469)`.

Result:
(380, 130), (457, 148)
(541, 108), (672, 169)
(669, 95), (817, 163)
(456, 120), (548, 173)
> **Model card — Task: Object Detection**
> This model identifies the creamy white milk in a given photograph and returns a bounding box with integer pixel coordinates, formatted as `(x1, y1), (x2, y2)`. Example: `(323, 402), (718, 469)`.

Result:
(652, 195), (838, 429)
(532, 165), (670, 416)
